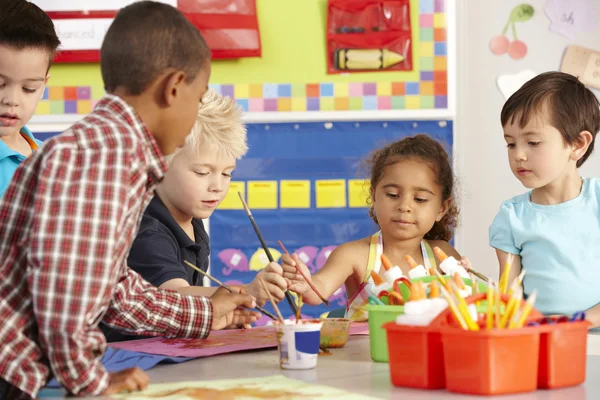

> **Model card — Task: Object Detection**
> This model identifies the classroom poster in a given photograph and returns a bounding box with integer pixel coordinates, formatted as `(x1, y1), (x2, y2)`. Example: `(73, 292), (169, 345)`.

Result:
(209, 121), (453, 322)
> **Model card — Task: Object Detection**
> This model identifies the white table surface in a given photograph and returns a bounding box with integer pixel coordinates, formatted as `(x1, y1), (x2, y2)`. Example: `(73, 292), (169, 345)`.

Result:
(39, 332), (600, 399)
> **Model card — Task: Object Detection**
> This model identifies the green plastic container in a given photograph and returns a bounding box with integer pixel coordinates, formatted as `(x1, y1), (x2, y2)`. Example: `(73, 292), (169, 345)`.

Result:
(367, 277), (489, 363)
(367, 304), (404, 362)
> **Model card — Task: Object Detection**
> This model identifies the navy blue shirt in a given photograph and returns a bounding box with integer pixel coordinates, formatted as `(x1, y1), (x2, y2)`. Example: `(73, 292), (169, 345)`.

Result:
(101, 194), (210, 342)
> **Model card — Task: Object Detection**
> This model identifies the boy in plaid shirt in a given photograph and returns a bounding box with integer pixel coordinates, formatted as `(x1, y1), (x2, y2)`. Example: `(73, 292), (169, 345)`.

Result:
(0, 2), (260, 398)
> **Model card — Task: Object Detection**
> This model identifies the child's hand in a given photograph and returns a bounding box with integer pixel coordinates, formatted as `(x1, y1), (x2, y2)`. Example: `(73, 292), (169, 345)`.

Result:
(458, 257), (472, 270)
(245, 262), (289, 307)
(210, 286), (260, 330)
(104, 367), (149, 394)
(281, 253), (311, 295)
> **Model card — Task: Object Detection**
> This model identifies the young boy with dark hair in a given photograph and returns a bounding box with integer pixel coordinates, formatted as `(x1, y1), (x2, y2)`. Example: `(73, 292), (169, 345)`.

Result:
(0, 2), (259, 399)
(490, 71), (600, 324)
(0, 0), (60, 196)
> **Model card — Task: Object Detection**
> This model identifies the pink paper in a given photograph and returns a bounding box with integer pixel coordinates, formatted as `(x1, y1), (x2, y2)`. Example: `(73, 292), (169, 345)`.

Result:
(349, 322), (370, 335)
(109, 326), (278, 358)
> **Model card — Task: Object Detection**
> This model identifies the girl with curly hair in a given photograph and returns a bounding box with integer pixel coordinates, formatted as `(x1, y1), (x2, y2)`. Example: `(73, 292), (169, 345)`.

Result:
(281, 134), (463, 321)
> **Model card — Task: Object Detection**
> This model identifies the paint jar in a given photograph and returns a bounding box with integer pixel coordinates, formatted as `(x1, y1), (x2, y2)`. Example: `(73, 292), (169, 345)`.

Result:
(275, 320), (323, 370)
(320, 318), (351, 348)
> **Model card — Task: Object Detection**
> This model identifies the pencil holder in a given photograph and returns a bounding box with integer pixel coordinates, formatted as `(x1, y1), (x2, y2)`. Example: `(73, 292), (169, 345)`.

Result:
(535, 316), (590, 389)
(440, 293), (543, 395)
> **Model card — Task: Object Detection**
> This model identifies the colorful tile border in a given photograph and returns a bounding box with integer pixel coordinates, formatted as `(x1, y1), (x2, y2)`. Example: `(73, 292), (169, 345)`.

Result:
(36, 0), (447, 115)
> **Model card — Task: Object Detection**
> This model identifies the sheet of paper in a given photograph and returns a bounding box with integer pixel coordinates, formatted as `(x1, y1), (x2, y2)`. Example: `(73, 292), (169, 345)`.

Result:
(114, 375), (379, 399)
(280, 180), (310, 208)
(315, 180), (346, 208)
(348, 179), (370, 208)
(248, 181), (278, 209)
(110, 326), (278, 358)
(544, 0), (596, 40)
(497, 69), (537, 100)
(218, 181), (245, 210)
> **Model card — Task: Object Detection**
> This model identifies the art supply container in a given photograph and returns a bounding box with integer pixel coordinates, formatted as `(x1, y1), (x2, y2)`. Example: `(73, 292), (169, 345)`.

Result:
(440, 293), (543, 395)
(366, 304), (404, 362)
(320, 318), (351, 348)
(536, 318), (590, 389)
(275, 320), (323, 370)
(384, 321), (445, 389)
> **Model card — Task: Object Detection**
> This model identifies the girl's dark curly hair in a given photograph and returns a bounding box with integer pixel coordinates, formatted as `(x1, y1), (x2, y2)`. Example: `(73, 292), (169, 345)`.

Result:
(366, 134), (459, 241)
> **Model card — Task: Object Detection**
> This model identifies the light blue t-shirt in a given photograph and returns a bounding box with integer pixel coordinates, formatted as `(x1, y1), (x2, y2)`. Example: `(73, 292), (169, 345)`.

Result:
(0, 126), (43, 197)
(489, 177), (600, 315)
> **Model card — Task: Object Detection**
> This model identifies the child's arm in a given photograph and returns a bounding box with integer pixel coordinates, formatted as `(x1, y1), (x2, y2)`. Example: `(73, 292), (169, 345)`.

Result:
(27, 145), (255, 396)
(281, 242), (358, 305)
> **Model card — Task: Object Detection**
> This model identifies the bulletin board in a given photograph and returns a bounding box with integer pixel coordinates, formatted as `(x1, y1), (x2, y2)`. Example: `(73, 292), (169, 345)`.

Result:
(209, 120), (453, 321)
(31, 0), (453, 123)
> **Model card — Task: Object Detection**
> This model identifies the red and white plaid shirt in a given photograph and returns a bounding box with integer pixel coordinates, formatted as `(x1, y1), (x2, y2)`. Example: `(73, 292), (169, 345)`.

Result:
(0, 95), (213, 399)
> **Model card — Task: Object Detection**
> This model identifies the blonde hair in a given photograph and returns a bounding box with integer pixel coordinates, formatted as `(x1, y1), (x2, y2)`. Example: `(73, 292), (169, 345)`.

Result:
(168, 89), (248, 162)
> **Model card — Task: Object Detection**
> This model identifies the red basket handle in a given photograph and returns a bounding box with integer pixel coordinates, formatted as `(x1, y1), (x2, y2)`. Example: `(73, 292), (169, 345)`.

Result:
(428, 292), (543, 329)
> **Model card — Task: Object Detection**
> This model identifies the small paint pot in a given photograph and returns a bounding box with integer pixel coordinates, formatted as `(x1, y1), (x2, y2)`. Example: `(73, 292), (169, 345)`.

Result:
(275, 320), (323, 370)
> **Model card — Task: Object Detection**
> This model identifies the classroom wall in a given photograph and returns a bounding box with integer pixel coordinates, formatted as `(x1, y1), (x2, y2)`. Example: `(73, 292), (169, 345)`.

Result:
(455, 0), (600, 279)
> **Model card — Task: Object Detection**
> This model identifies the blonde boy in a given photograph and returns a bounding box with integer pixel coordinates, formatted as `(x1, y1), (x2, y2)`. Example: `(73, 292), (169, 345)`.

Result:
(103, 90), (287, 340)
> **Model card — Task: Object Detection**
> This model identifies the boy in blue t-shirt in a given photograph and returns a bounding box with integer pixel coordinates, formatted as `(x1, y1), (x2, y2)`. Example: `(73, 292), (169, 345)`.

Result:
(0, 1), (60, 196)
(489, 71), (600, 325)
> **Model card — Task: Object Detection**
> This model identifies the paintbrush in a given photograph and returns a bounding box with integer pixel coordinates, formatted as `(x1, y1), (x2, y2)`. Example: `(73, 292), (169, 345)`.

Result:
(278, 240), (329, 306)
(238, 192), (299, 316)
(184, 261), (278, 321)
(259, 278), (285, 323)
(465, 267), (490, 283)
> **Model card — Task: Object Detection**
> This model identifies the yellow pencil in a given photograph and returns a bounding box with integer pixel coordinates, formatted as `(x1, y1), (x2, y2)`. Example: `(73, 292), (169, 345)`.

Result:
(440, 285), (468, 330)
(450, 281), (479, 331)
(516, 290), (537, 328)
(486, 284), (494, 329)
(499, 288), (520, 329)
(495, 283), (501, 328)
(499, 253), (514, 294)
(508, 270), (526, 296)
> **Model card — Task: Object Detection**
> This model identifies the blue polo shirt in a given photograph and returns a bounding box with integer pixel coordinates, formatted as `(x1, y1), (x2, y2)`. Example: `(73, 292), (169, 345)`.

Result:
(0, 127), (43, 197)
(101, 194), (210, 342)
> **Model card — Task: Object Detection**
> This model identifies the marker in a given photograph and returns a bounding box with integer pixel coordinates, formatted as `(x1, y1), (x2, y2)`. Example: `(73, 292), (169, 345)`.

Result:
(335, 48), (405, 70)
(381, 254), (404, 283)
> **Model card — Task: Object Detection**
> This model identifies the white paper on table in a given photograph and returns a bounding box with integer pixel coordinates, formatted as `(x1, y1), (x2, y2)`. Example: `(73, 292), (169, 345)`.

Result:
(544, 0), (596, 40)
(31, 0), (177, 12)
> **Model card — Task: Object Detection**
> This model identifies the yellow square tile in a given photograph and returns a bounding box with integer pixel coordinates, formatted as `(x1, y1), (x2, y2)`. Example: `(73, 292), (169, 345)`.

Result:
(280, 180), (310, 208)
(348, 179), (370, 208)
(35, 100), (50, 115)
(248, 181), (278, 209)
(249, 84), (263, 98)
(434, 56), (447, 71)
(434, 13), (446, 28)
(406, 96), (420, 109)
(334, 83), (349, 97)
(419, 42), (434, 57)
(218, 182), (245, 210)
(320, 97), (334, 111)
(49, 87), (64, 100)
(234, 84), (250, 98)
(376, 82), (391, 96)
(77, 100), (92, 114)
(278, 98), (291, 111)
(291, 97), (307, 111)
(316, 179), (346, 208)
